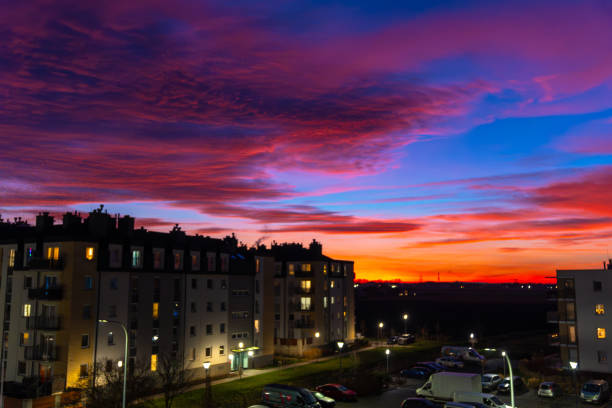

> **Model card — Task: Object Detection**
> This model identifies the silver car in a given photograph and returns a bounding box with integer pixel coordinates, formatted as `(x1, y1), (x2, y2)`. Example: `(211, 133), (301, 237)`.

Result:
(537, 382), (561, 398)
(481, 374), (502, 391)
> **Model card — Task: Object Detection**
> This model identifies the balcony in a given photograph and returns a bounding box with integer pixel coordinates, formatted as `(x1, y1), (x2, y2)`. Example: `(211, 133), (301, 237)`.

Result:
(24, 346), (59, 361)
(23, 258), (65, 270)
(292, 320), (315, 329)
(26, 316), (61, 330)
(294, 287), (313, 295)
(547, 310), (576, 323)
(291, 303), (315, 312)
(28, 286), (63, 300)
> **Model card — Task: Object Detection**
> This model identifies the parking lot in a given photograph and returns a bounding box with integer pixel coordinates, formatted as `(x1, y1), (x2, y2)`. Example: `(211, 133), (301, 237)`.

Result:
(335, 377), (612, 408)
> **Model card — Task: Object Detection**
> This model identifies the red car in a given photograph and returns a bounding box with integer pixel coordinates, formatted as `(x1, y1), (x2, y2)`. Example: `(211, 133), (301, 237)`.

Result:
(315, 384), (357, 401)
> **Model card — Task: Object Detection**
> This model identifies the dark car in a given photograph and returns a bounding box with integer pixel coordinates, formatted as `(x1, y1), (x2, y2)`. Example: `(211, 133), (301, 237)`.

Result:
(415, 362), (445, 372)
(387, 336), (398, 345)
(311, 391), (336, 408)
(315, 384), (357, 402)
(400, 368), (430, 379)
(398, 333), (416, 345)
(537, 381), (562, 398)
(497, 376), (524, 393)
(401, 398), (442, 408)
(454, 403), (487, 408)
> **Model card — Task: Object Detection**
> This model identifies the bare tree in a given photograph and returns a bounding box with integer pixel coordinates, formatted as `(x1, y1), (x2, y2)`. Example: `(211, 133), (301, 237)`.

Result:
(155, 354), (193, 408)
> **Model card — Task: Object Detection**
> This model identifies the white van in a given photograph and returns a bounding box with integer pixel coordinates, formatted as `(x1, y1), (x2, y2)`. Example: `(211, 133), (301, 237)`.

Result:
(453, 391), (510, 408)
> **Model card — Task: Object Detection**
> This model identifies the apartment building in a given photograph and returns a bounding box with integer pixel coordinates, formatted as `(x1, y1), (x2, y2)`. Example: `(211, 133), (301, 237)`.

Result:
(272, 240), (356, 356)
(554, 261), (612, 372)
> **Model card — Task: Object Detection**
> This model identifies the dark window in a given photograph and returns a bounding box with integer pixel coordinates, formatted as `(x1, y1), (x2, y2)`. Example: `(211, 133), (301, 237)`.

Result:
(594, 281), (603, 291)
(107, 332), (114, 345)
(84, 276), (93, 290)
(221, 302), (226, 311)
(109, 305), (117, 318)
(153, 278), (160, 302)
(81, 334), (89, 348)
(191, 279), (197, 289)
(598, 351), (608, 363)
(190, 326), (196, 337)
(205, 347), (211, 357)
(79, 364), (88, 378)
(255, 280), (260, 294)
(207, 279), (213, 289)
(206, 324), (213, 335)
(82, 305), (91, 319)
(18, 361), (26, 376)
(24, 277), (32, 289)
(220, 323), (225, 333)
(110, 278), (118, 290)
(220, 279), (227, 289)
(207, 302), (213, 312)
(275, 314), (280, 321)
(105, 360), (113, 372)
(191, 302), (196, 313)
(173, 279), (181, 301)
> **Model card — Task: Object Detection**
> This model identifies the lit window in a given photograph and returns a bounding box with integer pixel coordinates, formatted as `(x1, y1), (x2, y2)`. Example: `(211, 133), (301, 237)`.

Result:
(23, 304), (31, 317)
(323, 297), (328, 308)
(300, 297), (311, 311)
(8, 249), (15, 267)
(174, 252), (182, 270)
(19, 332), (29, 346)
(191, 254), (198, 270)
(596, 304), (605, 315)
(153, 250), (163, 269)
(85, 247), (94, 261)
(569, 325), (576, 343)
(254, 319), (260, 333)
(288, 264), (295, 275)
(301, 280), (311, 292)
(598, 328), (606, 339)
(151, 354), (157, 371)
(152, 302), (159, 319)
(132, 249), (142, 268)
(323, 264), (327, 275)
(301, 264), (311, 272)
(47, 247), (60, 260)
(330, 281), (335, 289)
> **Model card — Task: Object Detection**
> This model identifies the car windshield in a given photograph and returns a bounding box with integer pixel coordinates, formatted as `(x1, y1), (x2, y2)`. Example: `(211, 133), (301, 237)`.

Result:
(490, 397), (503, 405)
(583, 384), (601, 393)
(540, 384), (550, 389)
(300, 390), (317, 404)
(337, 385), (348, 391)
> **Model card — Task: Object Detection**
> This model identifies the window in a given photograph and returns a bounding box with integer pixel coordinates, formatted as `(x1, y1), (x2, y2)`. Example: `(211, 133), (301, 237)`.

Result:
(288, 263), (295, 275)
(47, 247), (60, 261)
(330, 281), (335, 289)
(84, 276), (93, 290)
(191, 253), (200, 271)
(174, 252), (182, 270)
(594, 281), (603, 291)
(207, 253), (216, 271)
(192, 279), (197, 289)
(190, 326), (196, 337)
(596, 304), (605, 315)
(219, 345), (225, 355)
(132, 249), (142, 268)
(108, 332), (114, 345)
(109, 305), (117, 318)
(207, 279), (213, 289)
(191, 348), (196, 360)
(220, 254), (229, 272)
(110, 278), (118, 290)
(109, 246), (122, 268)
(206, 324), (213, 335)
(191, 302), (197, 313)
(231, 311), (249, 320)
(173, 279), (181, 301)
(254, 319), (260, 334)
(301, 280), (311, 292)
(23, 304), (31, 317)
(598, 351), (608, 363)
(207, 302), (213, 312)
(220, 323), (225, 333)
(79, 364), (88, 378)
(152, 303), (159, 319)
(255, 280), (260, 294)
(151, 354), (157, 371)
(221, 302), (226, 311)
(81, 334), (90, 348)
(344, 296), (347, 307)
(255, 301), (259, 314)
(301, 297), (311, 311)
(153, 250), (163, 269)
(323, 264), (327, 275)
(331, 296), (335, 305)
(598, 328), (606, 339)
(569, 325), (576, 343)
(275, 314), (280, 321)
(18, 361), (26, 376)
(231, 289), (249, 296)
(8, 249), (15, 267)
(105, 360), (113, 372)
(23, 277), (32, 289)
(301, 263), (311, 272)
(83, 305), (91, 319)
(19, 332), (29, 346)
(205, 347), (211, 357)
(85, 247), (94, 261)
(221, 279), (227, 289)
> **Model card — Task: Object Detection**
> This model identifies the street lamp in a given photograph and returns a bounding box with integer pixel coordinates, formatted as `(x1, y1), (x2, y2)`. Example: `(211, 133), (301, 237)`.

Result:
(402, 314), (409, 334)
(337, 341), (344, 371)
(570, 361), (578, 408)
(203, 362), (211, 408)
(315, 332), (320, 339)
(385, 349), (390, 374)
(378, 322), (384, 341)
(99, 320), (128, 408)
(501, 351), (514, 408)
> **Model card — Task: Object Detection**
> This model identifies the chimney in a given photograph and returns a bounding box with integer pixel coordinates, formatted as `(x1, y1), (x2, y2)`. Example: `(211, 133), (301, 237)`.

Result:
(118, 215), (135, 235)
(35, 212), (54, 232)
(309, 239), (322, 255)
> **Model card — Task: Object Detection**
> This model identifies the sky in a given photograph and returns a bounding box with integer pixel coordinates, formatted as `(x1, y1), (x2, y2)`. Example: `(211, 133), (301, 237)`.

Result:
(1, 0), (612, 282)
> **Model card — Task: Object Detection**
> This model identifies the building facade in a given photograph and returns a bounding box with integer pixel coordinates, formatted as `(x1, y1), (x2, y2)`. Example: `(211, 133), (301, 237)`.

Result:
(0, 209), (355, 396)
(554, 262), (612, 372)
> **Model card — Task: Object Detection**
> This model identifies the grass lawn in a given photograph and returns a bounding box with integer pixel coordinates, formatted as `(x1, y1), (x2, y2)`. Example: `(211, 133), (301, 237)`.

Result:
(150, 341), (442, 408)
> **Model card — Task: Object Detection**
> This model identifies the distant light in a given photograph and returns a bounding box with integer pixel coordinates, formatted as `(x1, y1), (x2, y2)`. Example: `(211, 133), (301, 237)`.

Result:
(203, 362), (211, 370)
(528, 285), (531, 289)
(99, 319), (109, 323)
(247, 350), (254, 357)
(152, 335), (159, 341)
(391, 285), (397, 289)
(238, 342), (244, 349)
(403, 314), (408, 320)
(569, 361), (578, 370)
(228, 354), (234, 361)
(385, 349), (390, 355)
(117, 360), (123, 368)
(470, 333), (474, 339)
(315, 332), (320, 338)
(337, 341), (344, 349)
(378, 322), (384, 328)
(501, 351), (506, 357)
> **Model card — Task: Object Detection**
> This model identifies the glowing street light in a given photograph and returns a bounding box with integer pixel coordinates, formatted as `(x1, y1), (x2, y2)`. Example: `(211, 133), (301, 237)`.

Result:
(402, 314), (409, 334)
(501, 351), (515, 408)
(337, 341), (345, 371)
(570, 361), (578, 408)
(99, 320), (128, 408)
(385, 348), (390, 374)
(315, 332), (320, 338)
(238, 342), (244, 349)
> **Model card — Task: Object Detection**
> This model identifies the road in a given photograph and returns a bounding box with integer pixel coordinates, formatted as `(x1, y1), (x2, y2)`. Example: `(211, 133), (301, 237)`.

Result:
(336, 379), (612, 408)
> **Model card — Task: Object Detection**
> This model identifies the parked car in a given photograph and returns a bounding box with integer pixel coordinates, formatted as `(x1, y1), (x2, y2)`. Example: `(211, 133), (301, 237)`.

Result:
(311, 391), (335, 408)
(537, 381), (562, 398)
(262, 384), (320, 408)
(452, 403), (487, 408)
(415, 361), (445, 372)
(481, 374), (502, 391)
(387, 336), (398, 345)
(436, 356), (465, 369)
(315, 384), (357, 402)
(401, 398), (442, 408)
(400, 368), (430, 379)
(398, 333), (416, 345)
(444, 403), (475, 408)
(497, 376), (524, 393)
(580, 379), (610, 404)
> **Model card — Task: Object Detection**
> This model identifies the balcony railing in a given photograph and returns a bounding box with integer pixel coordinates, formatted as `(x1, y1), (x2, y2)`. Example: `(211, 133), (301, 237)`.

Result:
(28, 286), (63, 300)
(24, 346), (59, 361)
(292, 320), (315, 329)
(23, 258), (65, 270)
(26, 316), (61, 330)
(291, 303), (315, 312)
(294, 287), (313, 295)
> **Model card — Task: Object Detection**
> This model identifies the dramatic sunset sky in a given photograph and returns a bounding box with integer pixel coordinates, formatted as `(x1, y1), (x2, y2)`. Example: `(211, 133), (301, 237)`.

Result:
(1, 0), (612, 282)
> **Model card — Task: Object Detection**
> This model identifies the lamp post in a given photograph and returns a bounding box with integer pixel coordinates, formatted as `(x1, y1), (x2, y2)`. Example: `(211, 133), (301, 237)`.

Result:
(99, 320), (128, 408)
(337, 341), (344, 372)
(385, 349), (390, 374)
(247, 350), (254, 370)
(569, 361), (578, 408)
(315, 332), (320, 340)
(378, 322), (384, 341)
(203, 362), (211, 408)
(237, 342), (245, 379)
(469, 332), (477, 348)
(501, 351), (514, 408)
(402, 314), (408, 335)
